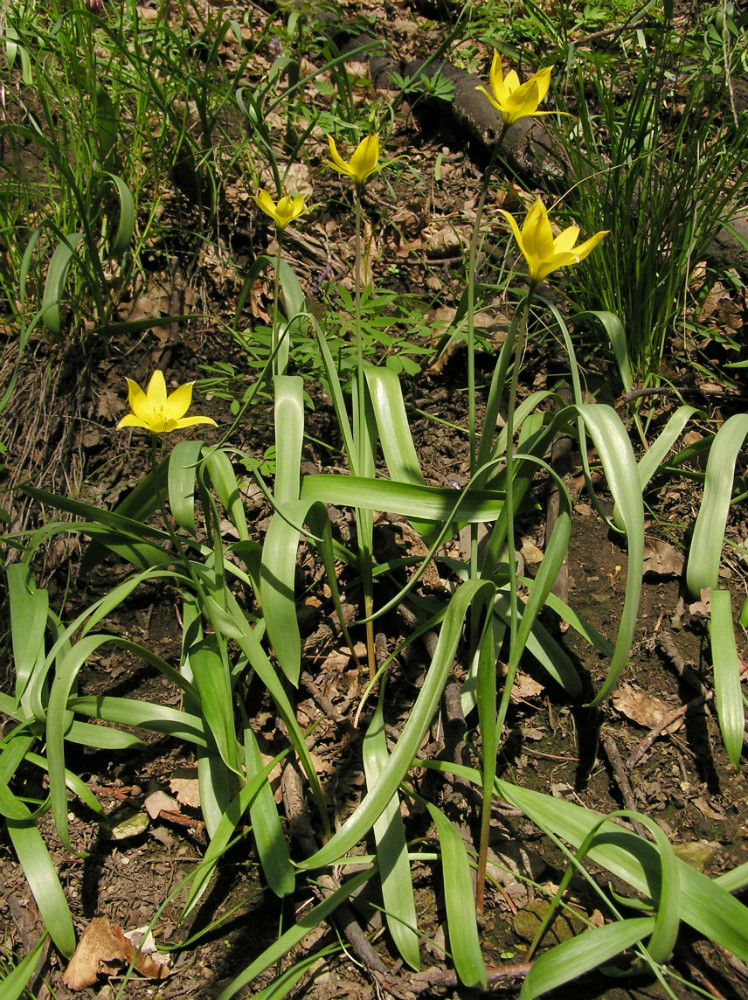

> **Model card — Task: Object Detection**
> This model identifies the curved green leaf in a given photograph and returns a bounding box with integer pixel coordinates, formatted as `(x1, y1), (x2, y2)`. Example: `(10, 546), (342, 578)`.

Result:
(426, 801), (486, 987)
(363, 690), (420, 970)
(519, 917), (655, 999)
(709, 589), (745, 767)
(687, 414), (748, 597)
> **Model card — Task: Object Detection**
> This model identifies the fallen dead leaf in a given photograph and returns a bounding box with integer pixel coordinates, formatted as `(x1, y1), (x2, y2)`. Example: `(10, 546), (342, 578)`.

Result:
(689, 588), (711, 618)
(169, 769), (201, 809)
(642, 537), (684, 577)
(63, 917), (172, 990)
(63, 917), (126, 990)
(611, 683), (682, 733)
(144, 789), (179, 820)
(521, 538), (544, 566)
(119, 926), (172, 979)
(513, 672), (544, 700)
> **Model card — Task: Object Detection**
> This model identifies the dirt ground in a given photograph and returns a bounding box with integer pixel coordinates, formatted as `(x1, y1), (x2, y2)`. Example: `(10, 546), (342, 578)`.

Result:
(1, 0), (748, 998)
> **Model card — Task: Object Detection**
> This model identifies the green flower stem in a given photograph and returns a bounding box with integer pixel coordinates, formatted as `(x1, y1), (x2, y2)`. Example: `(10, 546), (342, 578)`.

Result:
(475, 284), (534, 915)
(465, 126), (506, 575)
(502, 283), (535, 678)
(273, 231), (284, 377)
(353, 184), (376, 681)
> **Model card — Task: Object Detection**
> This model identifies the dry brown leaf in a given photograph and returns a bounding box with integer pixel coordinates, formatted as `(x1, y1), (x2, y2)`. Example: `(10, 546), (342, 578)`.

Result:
(642, 537), (684, 577)
(521, 538), (544, 566)
(144, 789), (178, 820)
(170, 769), (201, 809)
(115, 926), (172, 980)
(63, 917), (172, 990)
(63, 917), (126, 990)
(689, 588), (711, 618)
(611, 683), (682, 733)
(513, 672), (544, 700)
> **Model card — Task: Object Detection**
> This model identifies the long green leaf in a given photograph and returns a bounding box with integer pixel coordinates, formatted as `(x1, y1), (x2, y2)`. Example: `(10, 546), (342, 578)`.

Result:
(426, 801), (486, 987)
(187, 637), (242, 775)
(687, 414), (748, 597)
(301, 580), (495, 869)
(571, 404), (644, 705)
(71, 695), (207, 745)
(6, 564), (48, 704)
(301, 474), (503, 523)
(362, 690), (420, 970)
(168, 439), (206, 536)
(41, 232), (85, 335)
(709, 589), (745, 767)
(1, 936), (47, 1000)
(519, 918), (655, 999)
(215, 868), (374, 1000)
(260, 376), (305, 685)
(495, 778), (748, 962)
(7, 816), (75, 956)
(244, 717), (294, 897)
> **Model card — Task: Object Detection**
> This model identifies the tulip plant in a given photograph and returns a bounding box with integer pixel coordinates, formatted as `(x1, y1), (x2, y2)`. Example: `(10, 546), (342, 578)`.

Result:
(2, 13), (748, 1000)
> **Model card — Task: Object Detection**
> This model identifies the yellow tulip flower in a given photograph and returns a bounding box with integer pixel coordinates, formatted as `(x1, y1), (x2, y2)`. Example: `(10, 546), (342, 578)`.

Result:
(252, 189), (308, 229)
(325, 134), (384, 186)
(500, 199), (608, 283)
(476, 52), (554, 126)
(117, 371), (217, 434)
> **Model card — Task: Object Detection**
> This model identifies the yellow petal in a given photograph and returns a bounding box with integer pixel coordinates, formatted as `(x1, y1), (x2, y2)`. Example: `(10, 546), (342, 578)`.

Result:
(529, 65), (552, 104)
(521, 200), (555, 267)
(568, 229), (608, 263)
(163, 381), (194, 423)
(488, 52), (509, 103)
(498, 209), (525, 254)
(502, 82), (537, 123)
(126, 378), (149, 421)
(502, 68), (520, 97)
(553, 226), (580, 254)
(174, 415), (218, 429)
(475, 84), (502, 112)
(274, 195), (295, 226)
(146, 370), (167, 409)
(253, 190), (280, 225)
(326, 135), (353, 177)
(117, 413), (149, 430)
(349, 134), (379, 183)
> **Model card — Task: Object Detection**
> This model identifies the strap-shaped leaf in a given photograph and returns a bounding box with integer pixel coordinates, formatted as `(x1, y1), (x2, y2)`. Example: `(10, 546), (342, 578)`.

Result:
(301, 474), (504, 522)
(215, 868), (375, 1000)
(709, 589), (745, 767)
(41, 231), (85, 335)
(570, 404), (644, 705)
(169, 439), (207, 536)
(244, 714), (294, 897)
(6, 564), (48, 703)
(687, 413), (748, 597)
(363, 690), (420, 970)
(519, 917), (655, 999)
(260, 376), (305, 684)
(186, 636), (242, 775)
(301, 579), (496, 869)
(495, 778), (748, 962)
(426, 801), (487, 987)
(7, 815), (75, 957)
(1, 935), (46, 1000)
